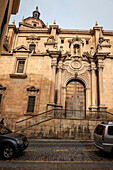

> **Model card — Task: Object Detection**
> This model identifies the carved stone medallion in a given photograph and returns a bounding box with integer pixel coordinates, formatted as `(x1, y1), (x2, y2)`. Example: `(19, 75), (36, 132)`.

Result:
(71, 60), (82, 69)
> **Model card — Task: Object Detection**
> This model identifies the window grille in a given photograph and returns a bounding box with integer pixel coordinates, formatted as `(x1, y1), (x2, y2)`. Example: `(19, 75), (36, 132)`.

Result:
(17, 60), (25, 73)
(27, 96), (36, 113)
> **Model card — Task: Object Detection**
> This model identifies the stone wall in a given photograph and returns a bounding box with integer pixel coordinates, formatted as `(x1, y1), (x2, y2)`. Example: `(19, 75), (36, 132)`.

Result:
(18, 119), (107, 140)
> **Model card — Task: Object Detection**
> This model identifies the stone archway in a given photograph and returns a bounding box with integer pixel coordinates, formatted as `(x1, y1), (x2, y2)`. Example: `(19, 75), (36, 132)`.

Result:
(65, 79), (86, 119)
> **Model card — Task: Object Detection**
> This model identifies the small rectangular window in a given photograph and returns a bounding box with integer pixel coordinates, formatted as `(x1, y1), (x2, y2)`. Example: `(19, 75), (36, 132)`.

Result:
(17, 60), (25, 73)
(86, 40), (89, 44)
(27, 96), (36, 113)
(61, 39), (64, 44)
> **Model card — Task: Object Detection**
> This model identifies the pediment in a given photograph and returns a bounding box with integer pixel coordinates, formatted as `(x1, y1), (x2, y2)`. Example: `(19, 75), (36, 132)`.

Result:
(27, 86), (39, 92)
(13, 45), (30, 52)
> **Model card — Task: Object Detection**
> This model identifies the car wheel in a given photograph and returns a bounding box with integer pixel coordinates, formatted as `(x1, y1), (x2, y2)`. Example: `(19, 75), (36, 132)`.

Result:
(2, 145), (14, 160)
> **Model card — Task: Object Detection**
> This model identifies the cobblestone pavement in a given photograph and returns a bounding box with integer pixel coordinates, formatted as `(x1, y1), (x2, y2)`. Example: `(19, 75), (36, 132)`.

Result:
(0, 139), (113, 169)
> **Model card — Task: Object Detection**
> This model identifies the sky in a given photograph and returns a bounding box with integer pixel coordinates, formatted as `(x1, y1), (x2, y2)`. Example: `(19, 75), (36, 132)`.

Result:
(9, 0), (113, 30)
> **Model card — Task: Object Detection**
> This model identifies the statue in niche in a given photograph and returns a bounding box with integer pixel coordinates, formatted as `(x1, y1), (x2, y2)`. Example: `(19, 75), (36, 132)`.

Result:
(74, 44), (80, 56)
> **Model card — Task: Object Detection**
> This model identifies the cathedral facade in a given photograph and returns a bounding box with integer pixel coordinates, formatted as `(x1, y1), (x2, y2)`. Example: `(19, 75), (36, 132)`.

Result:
(0, 7), (113, 139)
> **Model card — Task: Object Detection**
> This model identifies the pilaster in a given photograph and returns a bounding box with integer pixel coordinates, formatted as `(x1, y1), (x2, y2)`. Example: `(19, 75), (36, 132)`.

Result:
(89, 61), (98, 111)
(57, 61), (63, 105)
(49, 58), (57, 104)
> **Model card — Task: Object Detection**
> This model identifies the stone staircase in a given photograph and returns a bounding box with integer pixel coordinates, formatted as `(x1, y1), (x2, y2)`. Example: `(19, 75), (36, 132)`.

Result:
(15, 109), (113, 140)
(15, 109), (55, 132)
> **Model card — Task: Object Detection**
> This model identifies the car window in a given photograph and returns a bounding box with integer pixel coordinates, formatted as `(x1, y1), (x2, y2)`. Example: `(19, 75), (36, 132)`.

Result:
(108, 126), (113, 135)
(94, 125), (105, 135)
(0, 125), (12, 135)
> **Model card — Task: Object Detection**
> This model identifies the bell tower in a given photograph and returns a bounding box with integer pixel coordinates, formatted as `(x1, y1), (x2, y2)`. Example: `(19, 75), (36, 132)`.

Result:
(33, 6), (40, 19)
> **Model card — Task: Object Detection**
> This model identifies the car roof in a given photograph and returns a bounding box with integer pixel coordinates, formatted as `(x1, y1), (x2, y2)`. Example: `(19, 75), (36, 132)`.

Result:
(99, 122), (113, 126)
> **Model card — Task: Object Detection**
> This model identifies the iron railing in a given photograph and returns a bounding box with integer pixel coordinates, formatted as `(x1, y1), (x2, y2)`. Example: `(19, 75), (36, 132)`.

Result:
(14, 108), (113, 133)
(54, 109), (108, 119)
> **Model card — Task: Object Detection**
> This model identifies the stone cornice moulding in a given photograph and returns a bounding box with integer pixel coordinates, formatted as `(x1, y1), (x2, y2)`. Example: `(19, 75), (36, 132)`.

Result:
(1, 52), (13, 56)
(18, 29), (49, 34)
(60, 29), (90, 35)
(30, 52), (49, 57)
(8, 24), (18, 33)
(95, 51), (110, 60)
(10, 74), (27, 79)
(47, 49), (61, 58)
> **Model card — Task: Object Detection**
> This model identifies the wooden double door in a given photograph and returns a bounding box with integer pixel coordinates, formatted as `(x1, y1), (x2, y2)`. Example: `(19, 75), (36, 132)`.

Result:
(65, 80), (86, 119)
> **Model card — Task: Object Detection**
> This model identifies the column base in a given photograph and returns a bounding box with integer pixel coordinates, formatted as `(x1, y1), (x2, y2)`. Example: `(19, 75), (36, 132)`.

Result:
(99, 105), (107, 111)
(89, 105), (98, 111)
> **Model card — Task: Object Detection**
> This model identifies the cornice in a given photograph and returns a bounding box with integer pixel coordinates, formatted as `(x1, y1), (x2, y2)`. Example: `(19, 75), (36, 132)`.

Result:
(18, 29), (49, 34)
(60, 29), (91, 35)
(103, 30), (113, 36)
(1, 52), (13, 56)
(8, 25), (18, 33)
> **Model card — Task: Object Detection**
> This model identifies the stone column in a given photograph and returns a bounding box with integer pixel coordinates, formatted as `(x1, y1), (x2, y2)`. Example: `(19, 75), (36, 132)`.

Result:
(57, 61), (62, 105)
(49, 58), (57, 104)
(90, 61), (97, 109)
(97, 59), (104, 107)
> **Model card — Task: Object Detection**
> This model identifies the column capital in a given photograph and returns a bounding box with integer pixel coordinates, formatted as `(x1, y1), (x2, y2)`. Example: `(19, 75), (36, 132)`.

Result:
(51, 58), (57, 68)
(97, 60), (104, 70)
(90, 62), (96, 72)
(57, 61), (63, 70)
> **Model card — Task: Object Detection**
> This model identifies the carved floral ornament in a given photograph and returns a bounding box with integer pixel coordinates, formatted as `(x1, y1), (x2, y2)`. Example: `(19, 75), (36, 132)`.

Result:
(71, 60), (82, 70)
(68, 36), (84, 46)
(26, 35), (40, 44)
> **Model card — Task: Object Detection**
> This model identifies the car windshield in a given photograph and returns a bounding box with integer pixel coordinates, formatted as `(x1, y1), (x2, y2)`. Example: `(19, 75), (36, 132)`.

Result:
(0, 124), (12, 135)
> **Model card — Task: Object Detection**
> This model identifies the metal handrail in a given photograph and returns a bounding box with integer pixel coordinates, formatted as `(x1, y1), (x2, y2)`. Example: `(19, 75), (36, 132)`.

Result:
(16, 109), (113, 124)
(16, 109), (55, 124)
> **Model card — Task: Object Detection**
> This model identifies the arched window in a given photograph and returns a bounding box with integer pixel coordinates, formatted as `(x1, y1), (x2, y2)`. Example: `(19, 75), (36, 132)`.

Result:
(29, 44), (36, 51)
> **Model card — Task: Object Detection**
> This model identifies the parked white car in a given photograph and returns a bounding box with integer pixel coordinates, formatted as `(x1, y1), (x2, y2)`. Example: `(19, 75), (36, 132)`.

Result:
(94, 122), (113, 153)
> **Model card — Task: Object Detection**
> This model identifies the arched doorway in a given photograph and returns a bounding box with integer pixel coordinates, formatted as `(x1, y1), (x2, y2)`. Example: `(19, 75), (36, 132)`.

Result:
(65, 80), (86, 119)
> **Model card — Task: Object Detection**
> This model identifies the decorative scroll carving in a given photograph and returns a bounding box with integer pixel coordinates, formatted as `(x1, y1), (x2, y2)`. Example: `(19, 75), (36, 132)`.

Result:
(27, 86), (39, 92)
(26, 35), (40, 41)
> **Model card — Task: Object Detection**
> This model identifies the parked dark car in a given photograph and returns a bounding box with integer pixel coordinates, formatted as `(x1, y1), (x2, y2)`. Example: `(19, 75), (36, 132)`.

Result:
(0, 124), (29, 159)
(94, 122), (113, 153)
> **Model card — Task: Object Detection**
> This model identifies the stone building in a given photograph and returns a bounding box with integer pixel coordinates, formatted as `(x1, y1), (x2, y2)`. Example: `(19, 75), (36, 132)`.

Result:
(0, 0), (20, 55)
(0, 7), (113, 139)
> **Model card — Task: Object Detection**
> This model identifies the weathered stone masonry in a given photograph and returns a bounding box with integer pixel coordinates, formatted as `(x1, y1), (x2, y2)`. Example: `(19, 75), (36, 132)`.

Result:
(0, 7), (113, 139)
